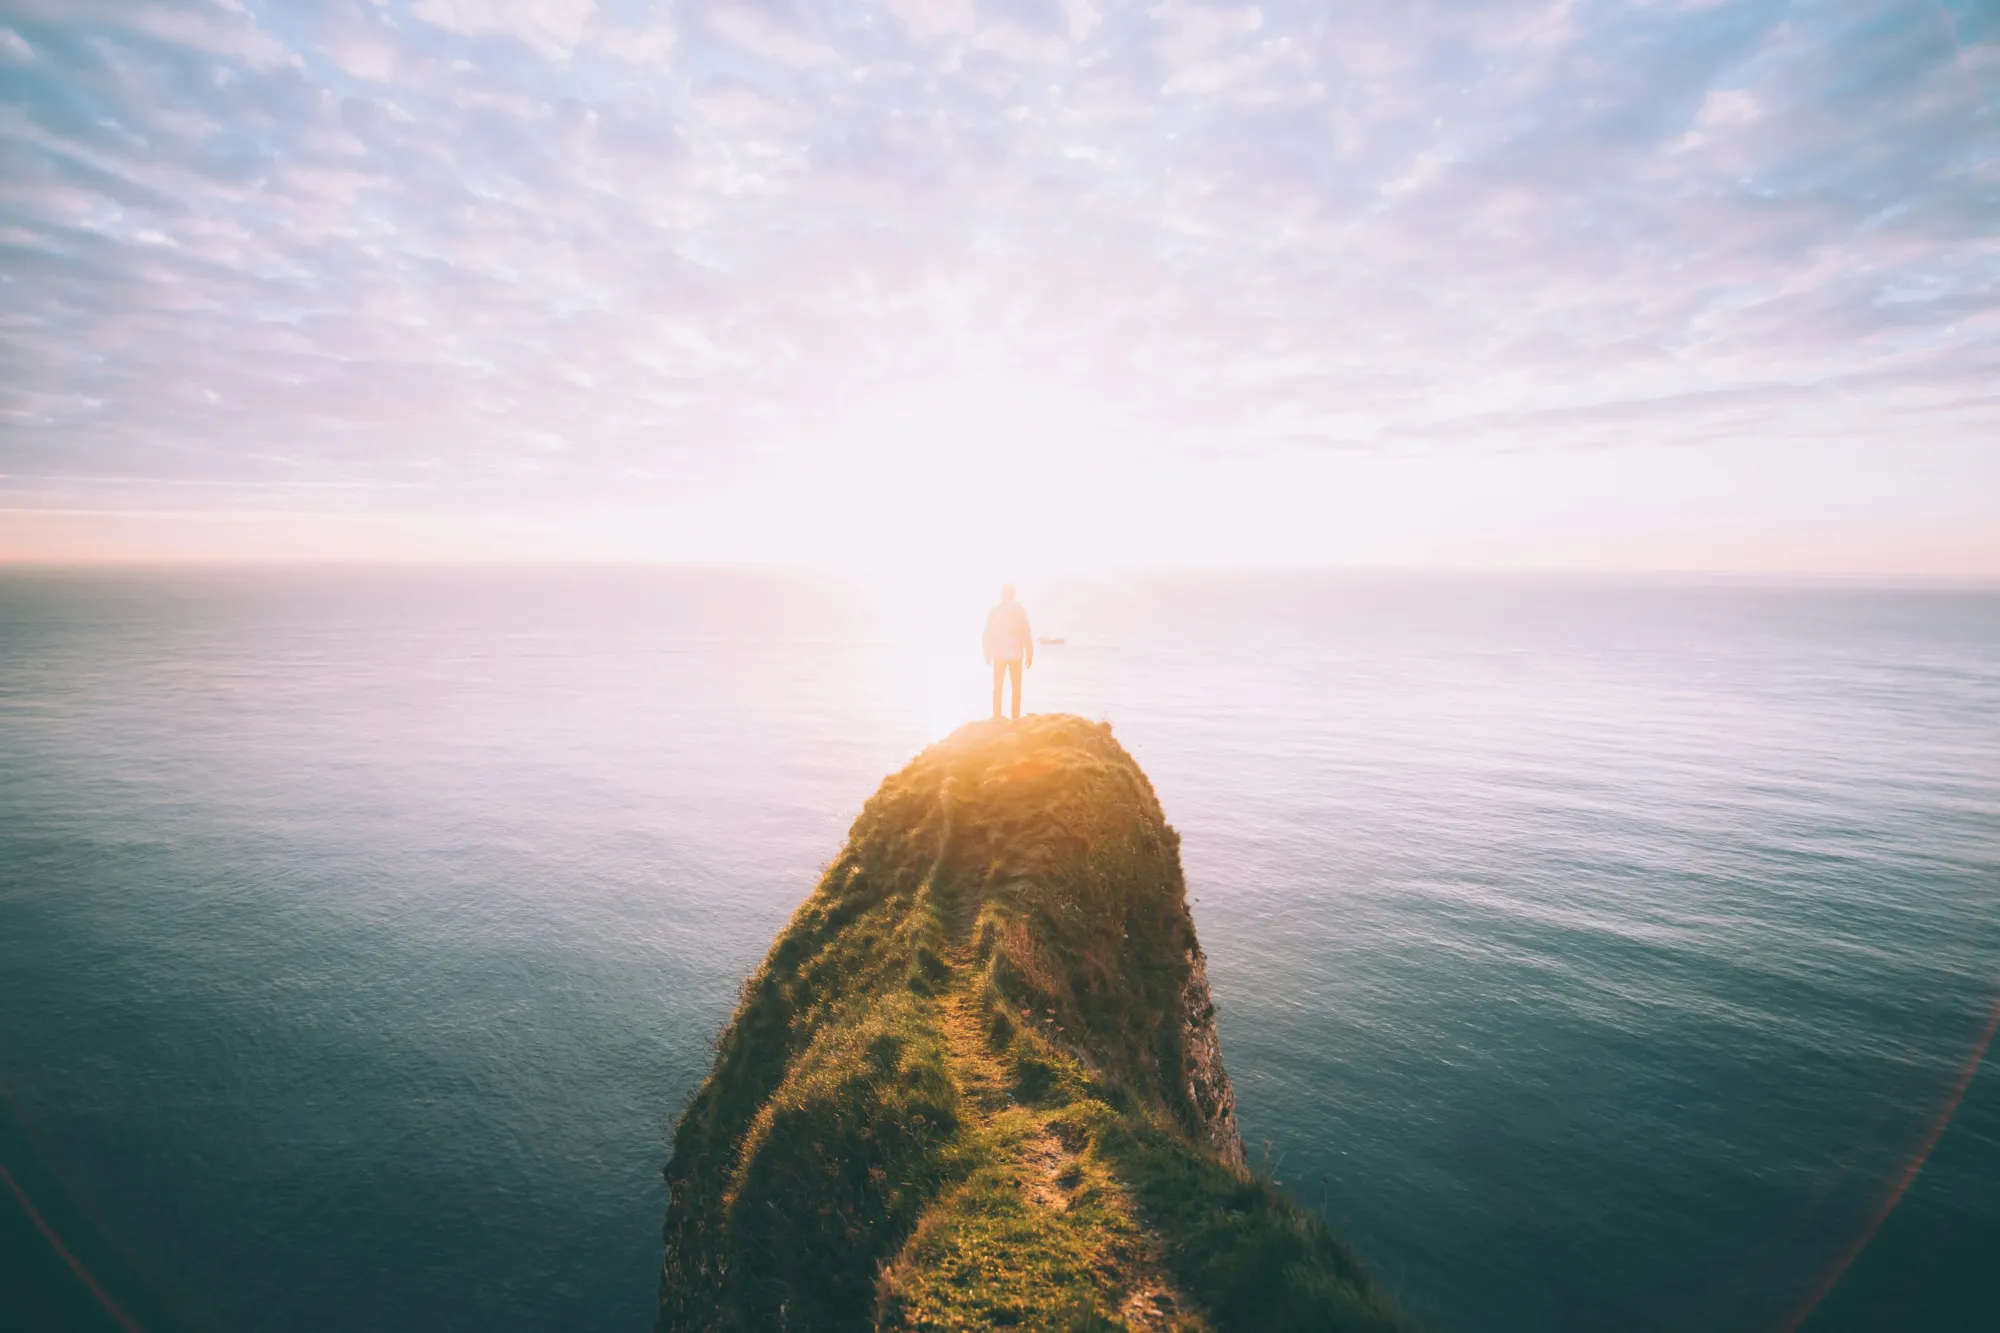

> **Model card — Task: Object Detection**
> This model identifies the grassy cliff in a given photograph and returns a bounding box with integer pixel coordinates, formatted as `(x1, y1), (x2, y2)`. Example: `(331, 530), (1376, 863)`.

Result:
(658, 714), (1409, 1333)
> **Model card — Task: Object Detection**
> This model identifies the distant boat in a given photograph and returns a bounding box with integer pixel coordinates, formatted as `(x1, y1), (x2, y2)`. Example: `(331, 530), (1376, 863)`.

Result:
(1038, 636), (1065, 645)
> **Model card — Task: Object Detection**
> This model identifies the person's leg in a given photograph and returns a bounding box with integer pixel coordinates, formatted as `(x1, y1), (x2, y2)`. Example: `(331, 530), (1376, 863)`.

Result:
(992, 661), (1004, 719)
(1008, 658), (1022, 720)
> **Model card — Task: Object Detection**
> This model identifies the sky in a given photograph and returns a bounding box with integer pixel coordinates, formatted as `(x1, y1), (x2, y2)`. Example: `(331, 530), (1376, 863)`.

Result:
(0, 0), (1996, 575)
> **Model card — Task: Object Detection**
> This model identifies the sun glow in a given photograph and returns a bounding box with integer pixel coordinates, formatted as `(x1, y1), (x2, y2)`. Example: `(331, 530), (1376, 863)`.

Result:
(764, 399), (1097, 738)
(682, 385), (1156, 580)
(866, 564), (1016, 741)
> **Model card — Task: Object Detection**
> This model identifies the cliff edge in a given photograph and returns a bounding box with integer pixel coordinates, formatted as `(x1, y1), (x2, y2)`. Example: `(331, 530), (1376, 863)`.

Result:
(658, 714), (1408, 1332)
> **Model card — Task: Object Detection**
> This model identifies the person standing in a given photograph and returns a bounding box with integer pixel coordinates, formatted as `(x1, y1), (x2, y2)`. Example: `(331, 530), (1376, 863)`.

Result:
(983, 585), (1033, 720)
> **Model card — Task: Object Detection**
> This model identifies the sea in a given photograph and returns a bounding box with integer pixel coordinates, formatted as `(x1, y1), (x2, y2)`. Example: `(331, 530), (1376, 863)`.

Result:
(1, 567), (1994, 1333)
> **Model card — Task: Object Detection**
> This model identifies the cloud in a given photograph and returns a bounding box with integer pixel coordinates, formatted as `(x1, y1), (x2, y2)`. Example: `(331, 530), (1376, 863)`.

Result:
(595, 20), (679, 65)
(3, 0), (297, 69)
(699, 2), (837, 69)
(879, 0), (975, 42)
(0, 0), (1994, 566)
(316, 1), (406, 81)
(410, 0), (602, 57)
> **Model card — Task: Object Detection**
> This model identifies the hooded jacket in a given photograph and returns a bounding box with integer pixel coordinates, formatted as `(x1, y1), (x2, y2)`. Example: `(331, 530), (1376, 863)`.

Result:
(983, 599), (1033, 663)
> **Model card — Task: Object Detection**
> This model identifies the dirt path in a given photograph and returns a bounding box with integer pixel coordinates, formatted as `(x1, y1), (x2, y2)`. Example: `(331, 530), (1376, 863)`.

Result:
(930, 932), (1188, 1331)
(936, 976), (1074, 1210)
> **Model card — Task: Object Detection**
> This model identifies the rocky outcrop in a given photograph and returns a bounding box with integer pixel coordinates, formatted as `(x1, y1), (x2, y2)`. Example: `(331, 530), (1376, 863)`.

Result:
(1179, 945), (1244, 1169)
(657, 715), (1407, 1333)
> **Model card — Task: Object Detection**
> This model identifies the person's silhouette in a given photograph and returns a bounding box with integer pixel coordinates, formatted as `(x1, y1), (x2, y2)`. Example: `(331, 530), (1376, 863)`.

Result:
(982, 585), (1033, 720)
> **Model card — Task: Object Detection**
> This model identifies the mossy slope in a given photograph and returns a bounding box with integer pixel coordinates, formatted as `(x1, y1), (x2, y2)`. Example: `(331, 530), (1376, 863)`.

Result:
(658, 714), (1409, 1333)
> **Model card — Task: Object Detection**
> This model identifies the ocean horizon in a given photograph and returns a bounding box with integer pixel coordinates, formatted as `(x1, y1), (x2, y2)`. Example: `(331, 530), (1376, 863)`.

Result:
(3, 566), (1995, 1332)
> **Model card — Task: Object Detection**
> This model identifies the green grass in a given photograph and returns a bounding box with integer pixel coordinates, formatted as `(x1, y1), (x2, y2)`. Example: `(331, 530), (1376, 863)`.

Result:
(658, 714), (1413, 1333)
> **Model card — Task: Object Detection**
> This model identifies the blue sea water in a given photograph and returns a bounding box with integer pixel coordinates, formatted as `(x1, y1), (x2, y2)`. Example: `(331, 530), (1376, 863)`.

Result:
(0, 568), (1995, 1333)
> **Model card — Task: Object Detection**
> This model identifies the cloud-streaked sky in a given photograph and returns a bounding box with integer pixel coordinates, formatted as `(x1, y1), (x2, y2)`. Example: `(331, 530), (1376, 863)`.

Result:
(1, 0), (1996, 571)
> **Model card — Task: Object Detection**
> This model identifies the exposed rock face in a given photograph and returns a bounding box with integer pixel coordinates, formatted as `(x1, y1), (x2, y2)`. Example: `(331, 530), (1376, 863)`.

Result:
(657, 715), (1407, 1333)
(1179, 946), (1245, 1169)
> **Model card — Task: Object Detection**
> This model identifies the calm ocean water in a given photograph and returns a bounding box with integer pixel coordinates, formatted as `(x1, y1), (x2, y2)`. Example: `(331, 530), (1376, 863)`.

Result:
(1, 568), (1995, 1333)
